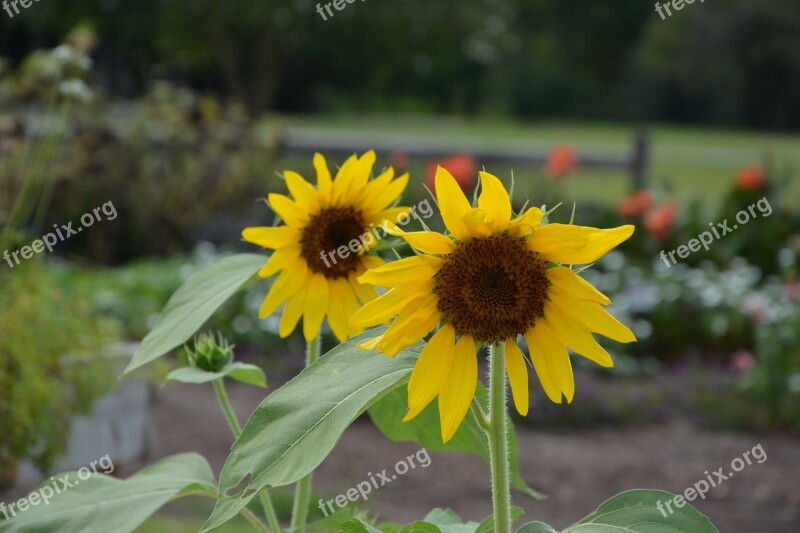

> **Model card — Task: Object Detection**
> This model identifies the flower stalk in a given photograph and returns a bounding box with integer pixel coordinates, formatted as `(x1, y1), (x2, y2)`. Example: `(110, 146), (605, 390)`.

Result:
(290, 334), (322, 533)
(213, 379), (282, 533)
(486, 342), (512, 533)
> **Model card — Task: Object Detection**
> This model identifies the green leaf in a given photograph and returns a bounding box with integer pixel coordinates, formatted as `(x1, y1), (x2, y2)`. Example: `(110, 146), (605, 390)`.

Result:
(476, 507), (526, 533)
(306, 507), (357, 531)
(422, 508), (481, 533)
(368, 384), (546, 500)
(0, 454), (216, 533)
(165, 362), (267, 387)
(516, 522), (558, 533)
(123, 253), (266, 375)
(398, 522), (443, 533)
(566, 489), (719, 532)
(201, 328), (420, 532)
(338, 518), (387, 533)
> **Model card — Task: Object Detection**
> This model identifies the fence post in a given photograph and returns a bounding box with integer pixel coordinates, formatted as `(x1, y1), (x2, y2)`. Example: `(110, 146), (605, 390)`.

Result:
(631, 130), (650, 192)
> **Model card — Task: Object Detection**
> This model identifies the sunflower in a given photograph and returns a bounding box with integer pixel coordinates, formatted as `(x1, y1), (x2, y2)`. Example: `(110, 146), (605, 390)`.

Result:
(351, 167), (636, 442)
(242, 151), (409, 342)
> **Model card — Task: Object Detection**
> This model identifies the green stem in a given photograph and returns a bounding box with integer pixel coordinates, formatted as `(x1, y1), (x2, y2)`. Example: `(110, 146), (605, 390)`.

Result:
(290, 335), (322, 533)
(213, 379), (242, 435)
(487, 343), (512, 533)
(214, 379), (282, 533)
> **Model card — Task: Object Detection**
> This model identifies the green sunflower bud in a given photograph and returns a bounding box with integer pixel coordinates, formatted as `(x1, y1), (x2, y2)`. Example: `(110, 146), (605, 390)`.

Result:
(186, 332), (234, 372)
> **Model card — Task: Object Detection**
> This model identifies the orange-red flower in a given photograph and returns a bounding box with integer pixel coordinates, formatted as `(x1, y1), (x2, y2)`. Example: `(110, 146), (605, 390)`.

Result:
(546, 145), (578, 180)
(426, 153), (476, 193)
(643, 201), (677, 241)
(736, 164), (764, 190)
(617, 190), (653, 218)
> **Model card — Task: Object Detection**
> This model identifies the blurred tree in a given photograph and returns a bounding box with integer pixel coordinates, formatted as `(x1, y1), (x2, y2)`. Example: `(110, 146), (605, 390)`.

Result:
(1, 0), (799, 128)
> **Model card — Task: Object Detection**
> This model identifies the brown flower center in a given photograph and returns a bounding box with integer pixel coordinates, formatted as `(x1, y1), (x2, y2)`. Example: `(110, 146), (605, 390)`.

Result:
(434, 233), (549, 344)
(300, 206), (366, 279)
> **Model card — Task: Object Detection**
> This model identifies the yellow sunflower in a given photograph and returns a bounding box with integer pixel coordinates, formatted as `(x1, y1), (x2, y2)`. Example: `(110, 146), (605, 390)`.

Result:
(242, 151), (409, 342)
(351, 167), (636, 442)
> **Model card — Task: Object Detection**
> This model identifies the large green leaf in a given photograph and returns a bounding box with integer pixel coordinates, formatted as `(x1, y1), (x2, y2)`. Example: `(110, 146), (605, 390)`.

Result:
(201, 329), (421, 532)
(369, 384), (546, 499)
(565, 489), (718, 532)
(0, 454), (216, 533)
(123, 253), (266, 375)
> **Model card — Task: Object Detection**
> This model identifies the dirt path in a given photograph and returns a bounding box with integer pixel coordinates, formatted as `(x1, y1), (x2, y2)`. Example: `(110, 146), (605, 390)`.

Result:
(137, 382), (799, 533)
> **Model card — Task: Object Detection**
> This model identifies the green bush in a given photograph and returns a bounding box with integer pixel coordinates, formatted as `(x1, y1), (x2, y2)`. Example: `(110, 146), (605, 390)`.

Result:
(0, 261), (120, 478)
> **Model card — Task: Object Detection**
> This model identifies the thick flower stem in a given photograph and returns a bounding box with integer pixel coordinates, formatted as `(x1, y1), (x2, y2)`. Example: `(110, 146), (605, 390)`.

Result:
(214, 379), (282, 533)
(290, 335), (322, 533)
(487, 343), (512, 533)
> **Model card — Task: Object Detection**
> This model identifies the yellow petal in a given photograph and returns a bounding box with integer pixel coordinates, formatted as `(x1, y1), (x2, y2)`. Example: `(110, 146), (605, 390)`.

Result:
(350, 150), (376, 193)
(403, 325), (457, 422)
(374, 207), (412, 228)
(242, 226), (299, 250)
(259, 259), (307, 318)
(438, 335), (478, 443)
(524, 320), (575, 403)
(314, 153), (333, 202)
(359, 168), (398, 209)
(505, 339), (530, 416)
(377, 293), (440, 355)
(509, 207), (545, 237)
(326, 279), (360, 342)
(362, 255), (385, 270)
(258, 247), (300, 277)
(529, 224), (635, 265)
(379, 313), (440, 356)
(332, 154), (359, 204)
(544, 301), (614, 367)
(477, 171), (512, 232)
(357, 335), (383, 351)
(303, 274), (330, 341)
(358, 255), (442, 288)
(284, 170), (320, 212)
(547, 267), (611, 305)
(462, 208), (493, 237)
(338, 279), (364, 339)
(349, 272), (379, 304)
(365, 173), (410, 215)
(382, 222), (456, 255)
(435, 166), (472, 241)
(557, 299), (636, 344)
(268, 193), (310, 228)
(279, 283), (307, 338)
(350, 287), (419, 327)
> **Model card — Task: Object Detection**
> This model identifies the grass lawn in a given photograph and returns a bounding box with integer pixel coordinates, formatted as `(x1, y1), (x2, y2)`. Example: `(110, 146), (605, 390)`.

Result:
(266, 114), (800, 211)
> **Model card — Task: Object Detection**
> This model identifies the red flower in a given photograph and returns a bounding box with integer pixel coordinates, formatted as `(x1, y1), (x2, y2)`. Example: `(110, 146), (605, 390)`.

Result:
(389, 151), (409, 171)
(427, 153), (476, 194)
(546, 145), (578, 180)
(643, 201), (677, 241)
(736, 164), (764, 190)
(617, 189), (653, 218)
